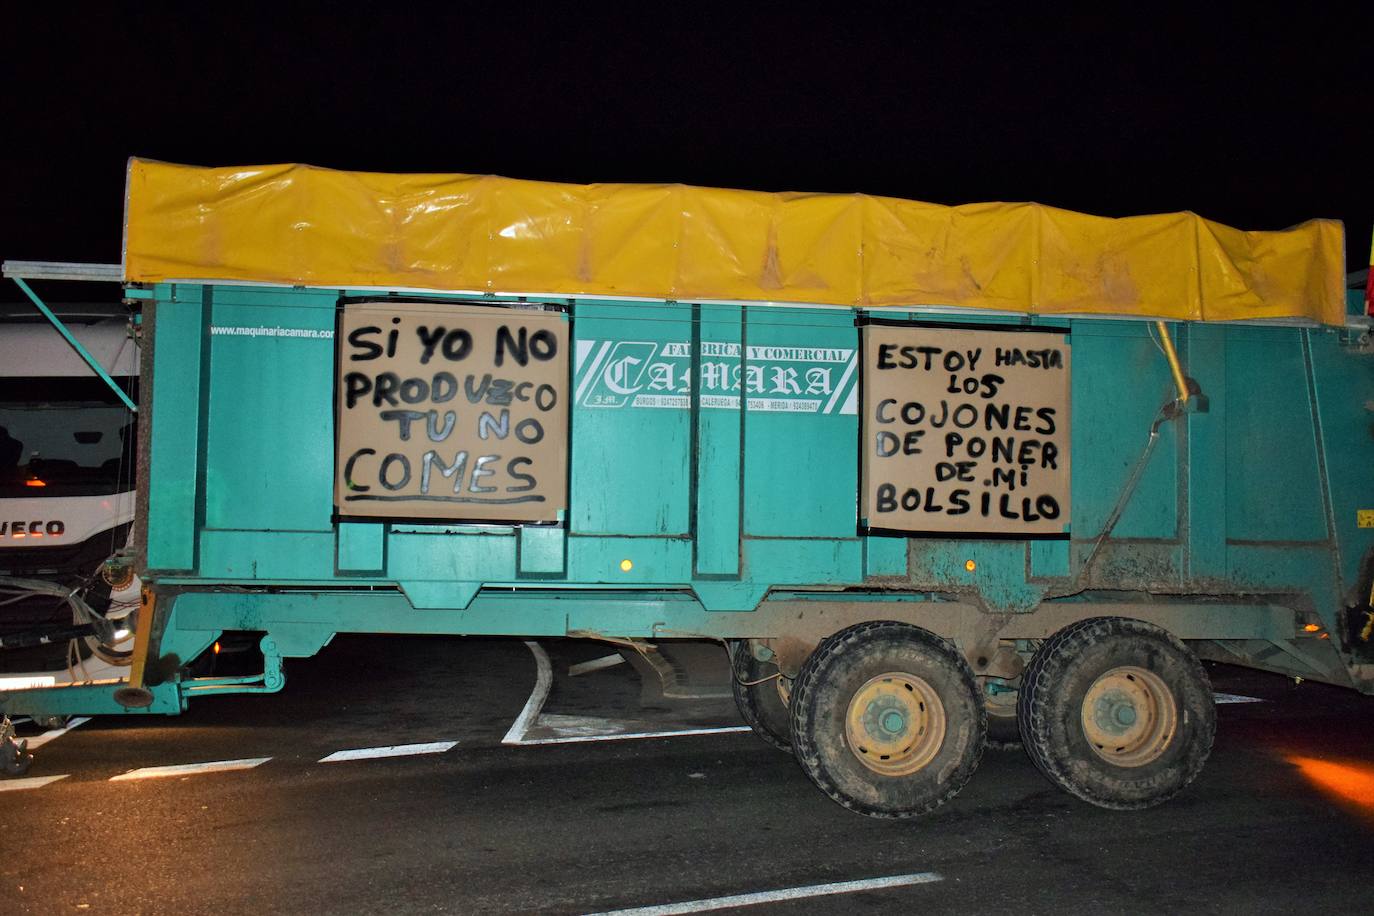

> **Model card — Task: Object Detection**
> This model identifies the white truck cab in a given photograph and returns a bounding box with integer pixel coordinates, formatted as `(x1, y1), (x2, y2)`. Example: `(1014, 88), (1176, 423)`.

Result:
(0, 303), (141, 694)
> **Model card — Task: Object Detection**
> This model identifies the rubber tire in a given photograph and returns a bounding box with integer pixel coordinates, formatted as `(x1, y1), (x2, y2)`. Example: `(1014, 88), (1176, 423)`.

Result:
(1017, 616), (1215, 810)
(728, 641), (792, 752)
(790, 621), (986, 818)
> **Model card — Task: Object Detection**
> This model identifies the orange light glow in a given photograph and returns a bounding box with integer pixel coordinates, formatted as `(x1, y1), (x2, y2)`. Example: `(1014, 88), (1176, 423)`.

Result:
(1288, 755), (1374, 811)
(1303, 623), (1321, 632)
(24, 478), (46, 487)
(213, 641), (221, 655)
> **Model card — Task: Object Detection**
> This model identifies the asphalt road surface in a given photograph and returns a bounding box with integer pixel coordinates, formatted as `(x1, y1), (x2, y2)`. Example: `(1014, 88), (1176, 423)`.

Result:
(2, 636), (1373, 915)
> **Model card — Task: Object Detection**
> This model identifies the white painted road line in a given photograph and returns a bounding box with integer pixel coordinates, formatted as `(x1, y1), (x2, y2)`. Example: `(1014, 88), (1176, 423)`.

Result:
(584, 872), (944, 915)
(502, 640), (553, 745)
(0, 774), (68, 792)
(109, 757), (272, 782)
(26, 716), (91, 749)
(569, 653), (626, 676)
(520, 725), (752, 746)
(1214, 693), (1265, 704)
(319, 741), (458, 763)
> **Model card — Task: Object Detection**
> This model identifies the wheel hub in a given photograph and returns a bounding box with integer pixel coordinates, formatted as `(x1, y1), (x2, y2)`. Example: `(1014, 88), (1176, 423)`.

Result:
(860, 695), (911, 741)
(1091, 687), (1139, 736)
(844, 672), (946, 777)
(1080, 666), (1177, 768)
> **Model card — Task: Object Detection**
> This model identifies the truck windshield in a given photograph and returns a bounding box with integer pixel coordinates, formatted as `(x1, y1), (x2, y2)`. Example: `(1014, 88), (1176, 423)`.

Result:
(0, 377), (137, 498)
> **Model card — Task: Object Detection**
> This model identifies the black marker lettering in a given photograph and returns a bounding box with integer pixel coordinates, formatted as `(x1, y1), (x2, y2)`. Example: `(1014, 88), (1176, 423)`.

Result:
(487, 378), (514, 405)
(416, 325), (446, 365)
(495, 326), (528, 367)
(469, 455), (499, 492)
(379, 453), (411, 490)
(348, 326), (383, 361)
(343, 372), (372, 409)
(427, 410), (457, 442)
(379, 409), (427, 441)
(528, 328), (557, 361)
(432, 372), (457, 403)
(478, 410), (510, 440)
(507, 457), (537, 491)
(372, 372), (401, 407)
(442, 329), (473, 362)
(421, 450), (468, 494)
(343, 448), (375, 491)
(465, 374), (491, 403)
(876, 483), (897, 512)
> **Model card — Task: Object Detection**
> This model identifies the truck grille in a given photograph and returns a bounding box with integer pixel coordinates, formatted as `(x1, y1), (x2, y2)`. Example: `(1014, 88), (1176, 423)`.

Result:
(0, 523), (129, 673)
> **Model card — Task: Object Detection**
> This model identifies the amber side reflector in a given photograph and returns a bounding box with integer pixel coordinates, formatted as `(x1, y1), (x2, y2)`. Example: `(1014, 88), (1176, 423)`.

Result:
(24, 478), (46, 487)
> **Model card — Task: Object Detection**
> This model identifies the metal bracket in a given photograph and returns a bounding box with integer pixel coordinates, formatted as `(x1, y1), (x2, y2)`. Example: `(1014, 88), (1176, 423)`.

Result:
(1, 716), (33, 777)
(4, 265), (137, 413)
(2, 260), (123, 282)
(181, 641), (286, 697)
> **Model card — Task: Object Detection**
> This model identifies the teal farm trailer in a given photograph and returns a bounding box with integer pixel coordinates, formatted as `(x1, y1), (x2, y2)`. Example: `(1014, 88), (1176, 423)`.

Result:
(2, 160), (1371, 818)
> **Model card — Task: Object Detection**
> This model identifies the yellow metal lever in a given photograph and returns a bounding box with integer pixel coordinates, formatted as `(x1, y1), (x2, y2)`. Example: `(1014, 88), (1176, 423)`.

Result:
(113, 588), (158, 708)
(1155, 321), (1190, 405)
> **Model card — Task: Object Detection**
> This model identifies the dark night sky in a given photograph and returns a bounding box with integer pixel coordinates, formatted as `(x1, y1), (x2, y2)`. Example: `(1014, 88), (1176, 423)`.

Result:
(3, 6), (1371, 301)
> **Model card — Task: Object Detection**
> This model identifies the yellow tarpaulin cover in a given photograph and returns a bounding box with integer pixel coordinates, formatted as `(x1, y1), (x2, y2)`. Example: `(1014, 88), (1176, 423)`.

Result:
(123, 159), (1346, 324)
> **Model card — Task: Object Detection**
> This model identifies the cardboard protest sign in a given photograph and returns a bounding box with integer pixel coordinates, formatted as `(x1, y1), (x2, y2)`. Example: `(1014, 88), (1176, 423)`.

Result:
(861, 323), (1071, 537)
(335, 302), (568, 523)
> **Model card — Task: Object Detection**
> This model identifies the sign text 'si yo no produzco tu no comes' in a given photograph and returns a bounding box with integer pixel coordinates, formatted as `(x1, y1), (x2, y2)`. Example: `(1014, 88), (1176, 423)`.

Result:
(861, 324), (1071, 537)
(335, 302), (569, 523)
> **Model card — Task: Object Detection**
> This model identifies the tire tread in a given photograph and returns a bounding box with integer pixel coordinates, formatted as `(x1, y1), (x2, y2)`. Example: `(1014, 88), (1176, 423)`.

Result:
(1017, 616), (1215, 810)
(790, 620), (986, 818)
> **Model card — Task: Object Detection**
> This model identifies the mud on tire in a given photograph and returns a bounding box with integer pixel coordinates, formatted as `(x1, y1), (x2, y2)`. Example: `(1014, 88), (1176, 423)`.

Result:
(728, 640), (792, 752)
(790, 621), (986, 818)
(1017, 616), (1215, 810)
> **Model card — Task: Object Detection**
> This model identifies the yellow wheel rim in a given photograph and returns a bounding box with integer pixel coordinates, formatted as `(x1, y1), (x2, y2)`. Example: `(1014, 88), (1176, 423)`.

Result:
(844, 672), (946, 777)
(1080, 665), (1177, 768)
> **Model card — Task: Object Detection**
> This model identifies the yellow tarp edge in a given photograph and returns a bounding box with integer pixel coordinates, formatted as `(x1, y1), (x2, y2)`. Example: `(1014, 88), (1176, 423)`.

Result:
(122, 159), (1347, 324)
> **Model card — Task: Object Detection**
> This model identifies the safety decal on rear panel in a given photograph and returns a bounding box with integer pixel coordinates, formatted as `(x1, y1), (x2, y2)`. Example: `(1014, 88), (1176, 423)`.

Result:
(573, 340), (858, 414)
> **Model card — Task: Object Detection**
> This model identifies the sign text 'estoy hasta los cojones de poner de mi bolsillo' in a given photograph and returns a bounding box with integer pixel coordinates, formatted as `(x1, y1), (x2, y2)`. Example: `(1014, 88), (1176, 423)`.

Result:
(861, 324), (1072, 537)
